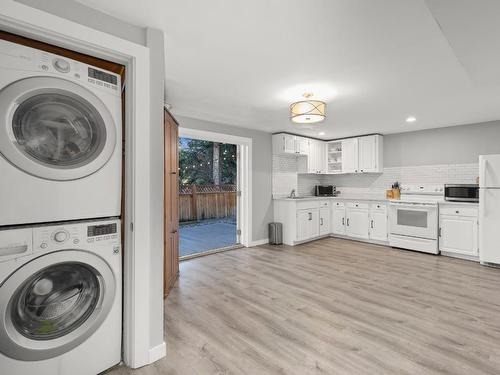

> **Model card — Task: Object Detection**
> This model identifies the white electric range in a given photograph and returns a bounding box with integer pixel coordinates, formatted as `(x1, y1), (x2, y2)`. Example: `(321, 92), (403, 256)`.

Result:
(389, 185), (444, 254)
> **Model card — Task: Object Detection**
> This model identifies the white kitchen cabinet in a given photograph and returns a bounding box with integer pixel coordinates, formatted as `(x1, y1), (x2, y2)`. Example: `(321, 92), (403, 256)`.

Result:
(272, 133), (296, 154)
(296, 137), (310, 155)
(296, 208), (319, 242)
(332, 205), (346, 235)
(307, 139), (326, 174)
(341, 138), (358, 173)
(340, 135), (382, 174)
(327, 141), (342, 174)
(272, 133), (309, 155)
(346, 206), (369, 239)
(358, 135), (382, 173)
(369, 203), (387, 241)
(319, 207), (330, 235)
(439, 206), (478, 258)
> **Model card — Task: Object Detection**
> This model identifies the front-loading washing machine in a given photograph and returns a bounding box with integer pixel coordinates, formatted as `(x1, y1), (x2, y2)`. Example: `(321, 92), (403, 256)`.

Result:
(0, 38), (122, 226)
(0, 218), (121, 375)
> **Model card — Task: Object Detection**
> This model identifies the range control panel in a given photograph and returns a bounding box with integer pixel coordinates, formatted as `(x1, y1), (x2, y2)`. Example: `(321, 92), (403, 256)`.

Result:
(33, 219), (120, 252)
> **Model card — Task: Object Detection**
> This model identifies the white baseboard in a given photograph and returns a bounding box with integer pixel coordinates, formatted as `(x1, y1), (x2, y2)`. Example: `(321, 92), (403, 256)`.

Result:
(249, 238), (269, 247)
(148, 342), (166, 364)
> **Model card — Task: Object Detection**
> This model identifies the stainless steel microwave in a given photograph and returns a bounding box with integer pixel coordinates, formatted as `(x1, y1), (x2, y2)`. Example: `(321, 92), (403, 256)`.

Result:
(315, 185), (335, 197)
(444, 184), (479, 202)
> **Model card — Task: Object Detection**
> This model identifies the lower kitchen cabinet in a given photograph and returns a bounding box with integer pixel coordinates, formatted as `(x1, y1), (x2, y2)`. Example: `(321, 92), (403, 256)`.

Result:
(273, 199), (388, 246)
(297, 208), (320, 242)
(369, 204), (388, 242)
(332, 204), (346, 235)
(346, 206), (369, 239)
(439, 205), (478, 258)
(319, 207), (331, 235)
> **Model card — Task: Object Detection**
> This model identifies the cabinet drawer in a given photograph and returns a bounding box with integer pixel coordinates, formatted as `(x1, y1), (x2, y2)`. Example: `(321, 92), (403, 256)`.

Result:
(332, 201), (345, 208)
(370, 202), (387, 212)
(319, 200), (330, 208)
(346, 201), (369, 209)
(440, 205), (478, 217)
(296, 201), (320, 210)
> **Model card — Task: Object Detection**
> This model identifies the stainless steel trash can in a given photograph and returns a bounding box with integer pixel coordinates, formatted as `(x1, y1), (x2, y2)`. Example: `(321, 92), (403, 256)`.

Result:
(269, 222), (283, 245)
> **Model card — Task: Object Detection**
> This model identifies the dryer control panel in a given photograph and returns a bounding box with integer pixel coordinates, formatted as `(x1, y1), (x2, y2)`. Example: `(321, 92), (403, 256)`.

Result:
(33, 219), (120, 252)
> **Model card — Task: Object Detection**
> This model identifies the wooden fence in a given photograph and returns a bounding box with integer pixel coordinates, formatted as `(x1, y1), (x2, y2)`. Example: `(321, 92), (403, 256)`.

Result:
(179, 184), (237, 222)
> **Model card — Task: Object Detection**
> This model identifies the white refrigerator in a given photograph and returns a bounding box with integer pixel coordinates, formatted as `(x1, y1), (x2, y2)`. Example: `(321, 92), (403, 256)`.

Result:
(479, 154), (500, 266)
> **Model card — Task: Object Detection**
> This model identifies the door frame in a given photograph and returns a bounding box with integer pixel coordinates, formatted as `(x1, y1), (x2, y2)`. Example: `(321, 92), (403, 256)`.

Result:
(1, 1), (158, 369)
(178, 127), (252, 247)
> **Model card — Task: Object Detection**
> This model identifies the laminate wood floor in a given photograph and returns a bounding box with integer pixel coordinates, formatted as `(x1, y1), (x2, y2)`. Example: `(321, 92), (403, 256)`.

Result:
(107, 238), (500, 375)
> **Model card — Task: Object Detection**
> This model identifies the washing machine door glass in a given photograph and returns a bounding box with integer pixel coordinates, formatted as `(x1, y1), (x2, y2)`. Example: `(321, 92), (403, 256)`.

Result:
(0, 251), (117, 361)
(10, 263), (100, 340)
(0, 77), (117, 181)
(12, 93), (106, 168)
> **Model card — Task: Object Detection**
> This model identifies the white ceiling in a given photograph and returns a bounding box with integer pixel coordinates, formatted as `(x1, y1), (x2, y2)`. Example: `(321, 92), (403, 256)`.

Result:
(76, 0), (500, 139)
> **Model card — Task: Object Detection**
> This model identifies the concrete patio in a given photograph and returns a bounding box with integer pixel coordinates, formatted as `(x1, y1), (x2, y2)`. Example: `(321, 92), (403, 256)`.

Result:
(179, 218), (238, 257)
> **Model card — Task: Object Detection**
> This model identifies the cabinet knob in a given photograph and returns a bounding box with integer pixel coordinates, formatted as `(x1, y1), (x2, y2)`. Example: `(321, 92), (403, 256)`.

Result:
(455, 210), (459, 214)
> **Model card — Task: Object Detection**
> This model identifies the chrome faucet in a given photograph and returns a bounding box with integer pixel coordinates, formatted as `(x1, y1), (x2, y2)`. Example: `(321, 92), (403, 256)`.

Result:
(289, 189), (296, 198)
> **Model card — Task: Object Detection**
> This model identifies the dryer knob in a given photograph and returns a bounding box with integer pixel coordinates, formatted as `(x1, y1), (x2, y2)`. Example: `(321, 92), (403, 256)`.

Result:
(53, 58), (70, 73)
(54, 231), (68, 243)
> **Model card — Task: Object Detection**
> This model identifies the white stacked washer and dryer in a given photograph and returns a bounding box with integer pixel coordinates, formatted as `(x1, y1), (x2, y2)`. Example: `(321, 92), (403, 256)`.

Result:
(0, 38), (123, 374)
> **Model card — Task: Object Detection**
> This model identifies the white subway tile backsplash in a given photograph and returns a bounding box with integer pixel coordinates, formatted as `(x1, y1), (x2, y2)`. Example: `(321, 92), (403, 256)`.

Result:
(273, 161), (479, 197)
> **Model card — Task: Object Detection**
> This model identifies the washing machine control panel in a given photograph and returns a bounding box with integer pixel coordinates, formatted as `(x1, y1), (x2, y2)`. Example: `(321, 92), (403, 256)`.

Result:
(35, 50), (120, 94)
(33, 220), (120, 252)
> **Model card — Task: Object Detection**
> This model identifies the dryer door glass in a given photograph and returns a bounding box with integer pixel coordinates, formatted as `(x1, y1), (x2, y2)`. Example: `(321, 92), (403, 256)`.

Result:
(10, 262), (101, 340)
(12, 92), (107, 168)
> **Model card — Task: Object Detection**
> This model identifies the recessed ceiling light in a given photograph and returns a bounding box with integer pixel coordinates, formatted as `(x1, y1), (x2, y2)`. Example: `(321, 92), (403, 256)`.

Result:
(406, 116), (416, 123)
(318, 132), (325, 136)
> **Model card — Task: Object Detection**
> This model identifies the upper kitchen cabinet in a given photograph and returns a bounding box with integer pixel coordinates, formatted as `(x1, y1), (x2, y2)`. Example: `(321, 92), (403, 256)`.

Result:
(307, 139), (326, 174)
(341, 138), (358, 173)
(342, 135), (383, 174)
(272, 133), (309, 155)
(358, 135), (383, 173)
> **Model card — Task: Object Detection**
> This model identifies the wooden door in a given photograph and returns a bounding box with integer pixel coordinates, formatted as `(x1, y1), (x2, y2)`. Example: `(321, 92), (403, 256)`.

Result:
(164, 109), (179, 297)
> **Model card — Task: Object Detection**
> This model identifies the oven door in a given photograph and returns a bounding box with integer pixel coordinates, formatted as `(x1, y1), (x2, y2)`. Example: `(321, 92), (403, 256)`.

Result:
(389, 202), (438, 239)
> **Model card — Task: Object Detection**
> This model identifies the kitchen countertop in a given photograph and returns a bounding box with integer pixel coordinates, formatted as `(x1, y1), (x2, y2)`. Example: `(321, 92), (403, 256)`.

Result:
(438, 201), (479, 206)
(273, 195), (388, 202)
(274, 196), (480, 206)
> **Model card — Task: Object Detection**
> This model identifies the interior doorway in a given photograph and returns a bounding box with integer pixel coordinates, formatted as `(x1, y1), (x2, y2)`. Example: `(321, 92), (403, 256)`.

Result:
(178, 127), (252, 257)
(178, 138), (241, 258)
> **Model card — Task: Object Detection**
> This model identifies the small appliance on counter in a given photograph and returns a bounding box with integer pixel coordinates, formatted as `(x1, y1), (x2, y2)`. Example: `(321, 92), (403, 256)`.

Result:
(315, 185), (336, 197)
(444, 184), (479, 202)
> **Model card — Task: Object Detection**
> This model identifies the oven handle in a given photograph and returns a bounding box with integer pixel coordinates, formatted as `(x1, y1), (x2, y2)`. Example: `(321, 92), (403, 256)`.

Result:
(389, 202), (437, 209)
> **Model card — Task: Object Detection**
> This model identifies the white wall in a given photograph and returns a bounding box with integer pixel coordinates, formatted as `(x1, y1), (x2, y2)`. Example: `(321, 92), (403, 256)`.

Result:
(384, 120), (500, 167)
(176, 115), (273, 243)
(15, 0), (146, 44)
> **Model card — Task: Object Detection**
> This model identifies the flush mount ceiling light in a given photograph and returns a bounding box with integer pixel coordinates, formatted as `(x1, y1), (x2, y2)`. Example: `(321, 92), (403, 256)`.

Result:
(290, 93), (326, 124)
(406, 116), (417, 123)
